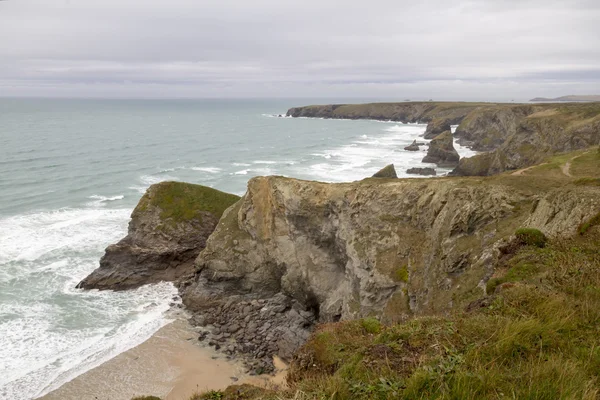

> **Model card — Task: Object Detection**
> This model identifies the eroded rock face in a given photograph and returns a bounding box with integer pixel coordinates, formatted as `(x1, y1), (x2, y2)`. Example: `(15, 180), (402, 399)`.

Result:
(452, 105), (600, 176)
(422, 131), (460, 167)
(181, 176), (600, 332)
(77, 182), (240, 290)
(424, 119), (452, 139)
(372, 164), (398, 178)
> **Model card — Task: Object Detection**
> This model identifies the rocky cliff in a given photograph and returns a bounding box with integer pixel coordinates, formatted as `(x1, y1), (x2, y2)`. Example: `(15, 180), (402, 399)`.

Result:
(182, 173), (599, 328)
(287, 102), (600, 176)
(77, 181), (240, 290)
(286, 102), (483, 125)
(452, 104), (600, 175)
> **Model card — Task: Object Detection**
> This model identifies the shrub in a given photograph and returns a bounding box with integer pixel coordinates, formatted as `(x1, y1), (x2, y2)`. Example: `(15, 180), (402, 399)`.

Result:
(515, 228), (547, 248)
(360, 317), (382, 334)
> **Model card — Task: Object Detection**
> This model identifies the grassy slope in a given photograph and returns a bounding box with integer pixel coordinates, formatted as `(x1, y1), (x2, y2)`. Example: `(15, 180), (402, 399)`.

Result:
(133, 181), (240, 224)
(135, 150), (600, 400)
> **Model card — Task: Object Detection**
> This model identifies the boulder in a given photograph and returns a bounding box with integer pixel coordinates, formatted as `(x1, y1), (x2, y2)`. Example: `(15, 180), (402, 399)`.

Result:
(76, 181), (240, 290)
(404, 140), (420, 151)
(422, 130), (460, 167)
(372, 164), (398, 178)
(424, 119), (452, 139)
(406, 167), (437, 176)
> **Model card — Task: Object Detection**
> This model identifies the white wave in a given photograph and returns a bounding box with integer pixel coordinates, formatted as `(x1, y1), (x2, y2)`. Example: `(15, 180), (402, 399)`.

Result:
(0, 208), (129, 264)
(139, 174), (177, 186)
(190, 166), (222, 173)
(252, 160), (277, 165)
(295, 123), (435, 182)
(86, 195), (125, 207)
(0, 206), (178, 400)
(234, 169), (249, 175)
(232, 162), (251, 167)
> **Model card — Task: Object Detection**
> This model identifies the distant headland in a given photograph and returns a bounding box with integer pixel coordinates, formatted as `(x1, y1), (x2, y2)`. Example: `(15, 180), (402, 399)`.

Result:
(530, 95), (600, 102)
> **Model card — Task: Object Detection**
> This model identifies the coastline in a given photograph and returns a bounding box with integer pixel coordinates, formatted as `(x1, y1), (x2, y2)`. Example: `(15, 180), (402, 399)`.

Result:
(38, 318), (249, 400)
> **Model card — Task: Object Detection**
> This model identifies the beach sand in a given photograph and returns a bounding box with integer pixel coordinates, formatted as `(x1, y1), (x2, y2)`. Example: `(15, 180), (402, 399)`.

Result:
(38, 318), (258, 400)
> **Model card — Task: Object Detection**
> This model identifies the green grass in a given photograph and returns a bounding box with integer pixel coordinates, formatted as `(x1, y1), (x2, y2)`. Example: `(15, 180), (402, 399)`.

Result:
(515, 228), (547, 248)
(133, 181), (240, 225)
(579, 212), (600, 235)
(277, 226), (600, 399)
(131, 221), (600, 400)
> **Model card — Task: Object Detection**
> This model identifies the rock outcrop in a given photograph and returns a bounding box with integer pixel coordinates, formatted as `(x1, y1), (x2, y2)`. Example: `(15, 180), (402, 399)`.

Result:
(404, 140), (420, 151)
(422, 131), (460, 167)
(372, 164), (398, 178)
(286, 102), (482, 124)
(452, 104), (600, 176)
(77, 182), (240, 290)
(424, 119), (452, 139)
(288, 102), (600, 176)
(406, 167), (436, 176)
(181, 175), (600, 332)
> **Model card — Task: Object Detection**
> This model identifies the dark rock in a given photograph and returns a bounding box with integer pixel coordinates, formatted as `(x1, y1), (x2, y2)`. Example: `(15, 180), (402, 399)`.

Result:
(372, 164), (398, 178)
(422, 131), (460, 167)
(404, 140), (420, 151)
(406, 167), (437, 176)
(76, 182), (240, 291)
(424, 119), (452, 139)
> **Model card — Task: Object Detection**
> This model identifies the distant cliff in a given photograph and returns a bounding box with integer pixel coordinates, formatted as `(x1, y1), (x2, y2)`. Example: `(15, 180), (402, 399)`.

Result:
(530, 95), (600, 102)
(287, 102), (600, 176)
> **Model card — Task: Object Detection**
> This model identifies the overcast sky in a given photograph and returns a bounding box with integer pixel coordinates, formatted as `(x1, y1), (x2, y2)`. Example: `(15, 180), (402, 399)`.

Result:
(1, 0), (599, 99)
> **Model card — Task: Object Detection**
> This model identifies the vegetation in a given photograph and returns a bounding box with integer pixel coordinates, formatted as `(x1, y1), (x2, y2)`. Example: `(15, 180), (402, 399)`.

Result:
(515, 228), (547, 248)
(133, 181), (240, 224)
(151, 223), (599, 400)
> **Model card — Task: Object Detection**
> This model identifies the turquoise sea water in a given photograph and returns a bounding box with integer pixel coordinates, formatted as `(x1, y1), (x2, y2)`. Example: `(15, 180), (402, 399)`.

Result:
(0, 99), (475, 399)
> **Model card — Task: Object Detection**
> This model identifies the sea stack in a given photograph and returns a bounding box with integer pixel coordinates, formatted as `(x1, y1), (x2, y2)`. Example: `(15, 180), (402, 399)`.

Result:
(422, 131), (460, 167)
(76, 181), (240, 290)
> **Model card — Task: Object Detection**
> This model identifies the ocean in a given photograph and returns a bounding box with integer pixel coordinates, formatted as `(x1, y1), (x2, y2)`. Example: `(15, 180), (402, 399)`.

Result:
(0, 98), (476, 399)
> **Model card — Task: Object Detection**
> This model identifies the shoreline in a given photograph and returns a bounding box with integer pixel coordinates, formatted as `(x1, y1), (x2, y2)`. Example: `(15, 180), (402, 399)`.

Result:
(38, 317), (257, 400)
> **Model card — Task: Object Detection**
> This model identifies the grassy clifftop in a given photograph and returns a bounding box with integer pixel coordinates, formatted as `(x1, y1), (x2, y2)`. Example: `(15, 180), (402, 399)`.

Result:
(133, 181), (240, 224)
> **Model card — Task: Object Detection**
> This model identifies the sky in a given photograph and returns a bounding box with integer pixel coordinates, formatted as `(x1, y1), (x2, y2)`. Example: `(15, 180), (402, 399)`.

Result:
(0, 0), (599, 100)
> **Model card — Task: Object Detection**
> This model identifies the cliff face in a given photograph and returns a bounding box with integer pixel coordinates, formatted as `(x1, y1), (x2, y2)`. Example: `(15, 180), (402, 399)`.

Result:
(286, 102), (484, 124)
(453, 104), (600, 176)
(182, 175), (600, 325)
(288, 102), (600, 176)
(77, 182), (240, 290)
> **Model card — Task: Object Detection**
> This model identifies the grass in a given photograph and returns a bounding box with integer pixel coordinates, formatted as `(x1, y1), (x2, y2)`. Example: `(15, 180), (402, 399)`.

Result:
(515, 228), (547, 248)
(133, 181), (240, 225)
(172, 224), (600, 400)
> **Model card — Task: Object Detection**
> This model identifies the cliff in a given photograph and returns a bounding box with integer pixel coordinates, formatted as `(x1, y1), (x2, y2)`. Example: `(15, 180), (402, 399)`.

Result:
(288, 102), (600, 176)
(452, 103), (600, 175)
(286, 101), (485, 125)
(182, 152), (600, 321)
(77, 181), (240, 290)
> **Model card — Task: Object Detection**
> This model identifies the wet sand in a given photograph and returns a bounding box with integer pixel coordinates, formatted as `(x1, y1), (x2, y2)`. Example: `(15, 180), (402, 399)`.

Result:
(38, 319), (249, 400)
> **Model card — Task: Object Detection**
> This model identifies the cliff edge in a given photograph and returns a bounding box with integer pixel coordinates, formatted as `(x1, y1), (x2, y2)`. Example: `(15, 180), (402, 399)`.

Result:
(77, 181), (240, 290)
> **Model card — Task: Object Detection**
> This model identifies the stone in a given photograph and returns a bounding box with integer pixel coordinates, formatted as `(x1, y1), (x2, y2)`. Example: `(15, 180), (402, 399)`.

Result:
(76, 182), (240, 290)
(372, 164), (398, 178)
(422, 131), (460, 167)
(404, 140), (420, 151)
(424, 119), (452, 139)
(406, 167), (437, 176)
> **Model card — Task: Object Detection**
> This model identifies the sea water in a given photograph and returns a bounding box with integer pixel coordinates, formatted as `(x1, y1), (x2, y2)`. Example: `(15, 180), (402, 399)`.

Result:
(0, 98), (475, 399)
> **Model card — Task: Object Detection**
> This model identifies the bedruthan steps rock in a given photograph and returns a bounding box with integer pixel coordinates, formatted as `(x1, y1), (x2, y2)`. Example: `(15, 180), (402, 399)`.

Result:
(76, 181), (240, 290)
(372, 164), (398, 178)
(287, 102), (600, 175)
(422, 130), (460, 167)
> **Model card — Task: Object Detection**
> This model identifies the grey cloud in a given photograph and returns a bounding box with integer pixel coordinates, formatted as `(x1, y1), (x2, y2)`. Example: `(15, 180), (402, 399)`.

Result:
(0, 0), (599, 98)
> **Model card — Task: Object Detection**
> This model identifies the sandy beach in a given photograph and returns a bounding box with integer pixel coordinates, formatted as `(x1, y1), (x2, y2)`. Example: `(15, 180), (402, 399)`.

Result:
(38, 318), (253, 400)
